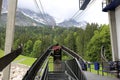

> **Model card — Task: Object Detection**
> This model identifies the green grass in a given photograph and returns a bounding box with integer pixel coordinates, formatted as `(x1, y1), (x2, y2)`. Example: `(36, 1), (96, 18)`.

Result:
(14, 55), (36, 66)
(0, 49), (53, 68)
(0, 49), (36, 66)
(0, 49), (4, 58)
(88, 64), (104, 73)
(48, 57), (54, 71)
(88, 64), (103, 74)
(88, 64), (115, 77)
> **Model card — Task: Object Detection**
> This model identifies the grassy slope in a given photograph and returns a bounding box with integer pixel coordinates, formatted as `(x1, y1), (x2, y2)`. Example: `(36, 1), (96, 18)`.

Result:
(0, 49), (52, 69)
(0, 49), (36, 66)
(48, 57), (53, 71)
(14, 55), (36, 66)
(88, 64), (114, 76)
(0, 49), (4, 58)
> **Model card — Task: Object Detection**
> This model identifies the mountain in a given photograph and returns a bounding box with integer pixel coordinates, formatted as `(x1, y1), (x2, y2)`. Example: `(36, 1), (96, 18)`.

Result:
(1, 0), (56, 27)
(0, 8), (56, 27)
(18, 8), (56, 26)
(58, 19), (87, 28)
(0, 10), (44, 27)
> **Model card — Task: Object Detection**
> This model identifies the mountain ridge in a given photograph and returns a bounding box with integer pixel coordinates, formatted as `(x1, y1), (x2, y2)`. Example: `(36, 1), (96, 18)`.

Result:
(1, 0), (56, 27)
(58, 19), (87, 28)
(0, 8), (56, 27)
(0, 10), (44, 27)
(1, 0), (86, 28)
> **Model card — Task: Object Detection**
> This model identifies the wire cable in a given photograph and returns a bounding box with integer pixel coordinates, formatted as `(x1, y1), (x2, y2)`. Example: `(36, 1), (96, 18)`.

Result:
(69, 0), (96, 22)
(74, 0), (96, 21)
(38, 0), (49, 25)
(70, 10), (81, 20)
(33, 0), (49, 25)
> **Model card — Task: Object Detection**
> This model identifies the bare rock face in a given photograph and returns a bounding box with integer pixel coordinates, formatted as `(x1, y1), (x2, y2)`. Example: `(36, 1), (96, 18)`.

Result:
(0, 63), (29, 80)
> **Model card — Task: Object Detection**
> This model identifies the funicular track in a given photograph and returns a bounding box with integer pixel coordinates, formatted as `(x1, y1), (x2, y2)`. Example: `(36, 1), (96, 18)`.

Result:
(22, 45), (87, 80)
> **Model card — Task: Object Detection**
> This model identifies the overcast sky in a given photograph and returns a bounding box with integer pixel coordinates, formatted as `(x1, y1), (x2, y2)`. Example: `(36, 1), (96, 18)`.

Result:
(77, 0), (109, 24)
(17, 0), (109, 24)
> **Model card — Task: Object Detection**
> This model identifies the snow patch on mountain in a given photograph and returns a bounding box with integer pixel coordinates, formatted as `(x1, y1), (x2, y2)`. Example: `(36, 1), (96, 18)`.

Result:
(58, 19), (87, 28)
(21, 11), (46, 24)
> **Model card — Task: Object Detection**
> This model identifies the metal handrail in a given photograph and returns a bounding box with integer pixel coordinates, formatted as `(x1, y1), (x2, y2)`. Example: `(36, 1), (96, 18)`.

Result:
(75, 58), (87, 80)
(61, 45), (82, 59)
(22, 46), (52, 80)
(0, 46), (23, 71)
(39, 59), (49, 80)
(65, 58), (87, 80)
(61, 45), (87, 70)
(65, 71), (76, 80)
(65, 61), (79, 80)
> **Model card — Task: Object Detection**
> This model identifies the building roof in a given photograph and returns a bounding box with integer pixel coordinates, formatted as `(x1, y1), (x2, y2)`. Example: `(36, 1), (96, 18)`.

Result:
(103, 0), (120, 12)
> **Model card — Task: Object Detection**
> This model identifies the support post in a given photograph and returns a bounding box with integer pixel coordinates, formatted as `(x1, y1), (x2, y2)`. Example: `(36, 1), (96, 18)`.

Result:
(106, 0), (119, 61)
(108, 11), (119, 61)
(3, 0), (18, 80)
(115, 6), (120, 60)
(0, 0), (2, 15)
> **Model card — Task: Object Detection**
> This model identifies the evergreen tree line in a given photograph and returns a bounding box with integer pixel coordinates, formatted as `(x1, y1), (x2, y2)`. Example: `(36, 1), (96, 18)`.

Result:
(0, 24), (112, 62)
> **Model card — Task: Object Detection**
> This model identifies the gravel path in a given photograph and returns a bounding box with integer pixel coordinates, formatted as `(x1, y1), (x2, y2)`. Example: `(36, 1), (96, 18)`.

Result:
(0, 63), (29, 80)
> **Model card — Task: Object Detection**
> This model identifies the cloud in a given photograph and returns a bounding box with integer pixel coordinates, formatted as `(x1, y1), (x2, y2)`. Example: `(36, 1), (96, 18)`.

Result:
(40, 0), (79, 22)
(18, 0), (38, 11)
(18, 0), (79, 23)
(78, 0), (108, 24)
(17, 0), (108, 24)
